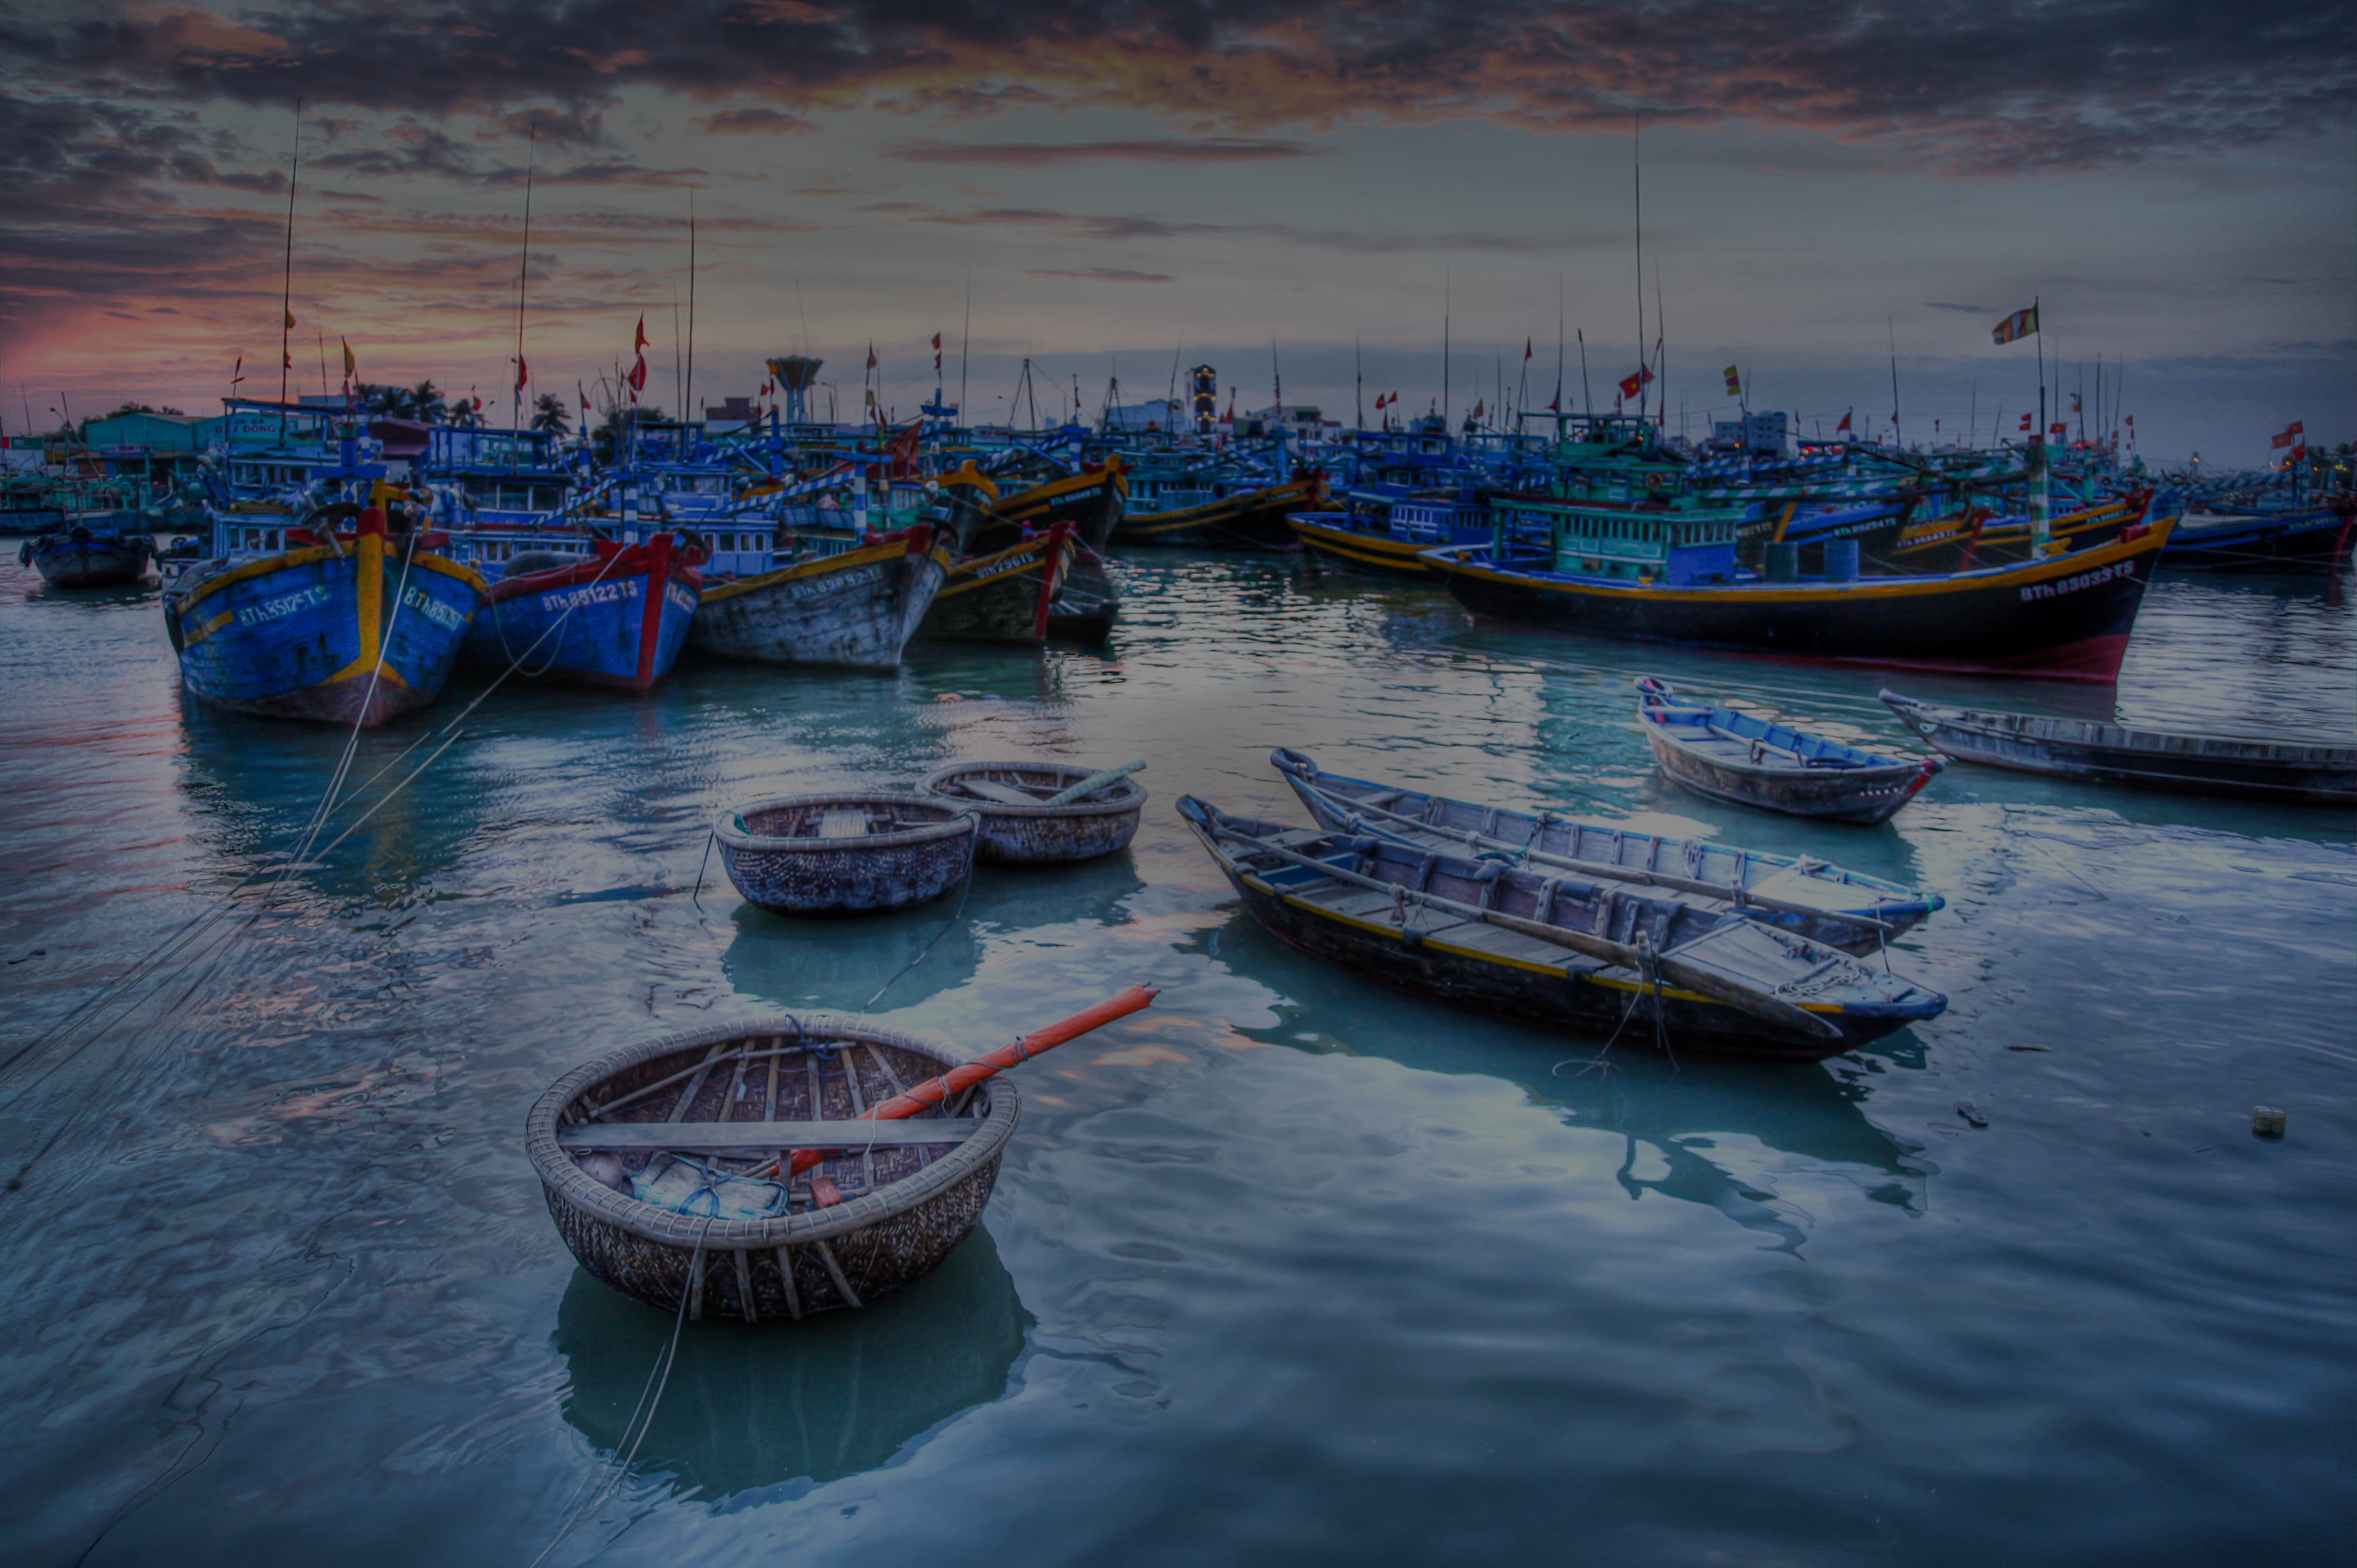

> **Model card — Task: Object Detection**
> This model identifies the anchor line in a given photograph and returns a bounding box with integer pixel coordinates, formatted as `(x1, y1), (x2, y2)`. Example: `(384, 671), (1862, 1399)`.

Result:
(0, 544), (639, 1164)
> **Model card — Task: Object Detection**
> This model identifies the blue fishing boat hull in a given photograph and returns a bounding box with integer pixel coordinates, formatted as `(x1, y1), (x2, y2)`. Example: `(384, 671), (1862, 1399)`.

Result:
(2161, 506), (2354, 571)
(459, 542), (702, 691)
(167, 533), (486, 726)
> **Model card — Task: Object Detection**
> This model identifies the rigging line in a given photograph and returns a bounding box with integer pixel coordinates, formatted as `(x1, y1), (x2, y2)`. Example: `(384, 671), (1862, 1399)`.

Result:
(2, 539), (627, 1119)
(0, 521), (420, 1099)
(530, 1222), (712, 1567)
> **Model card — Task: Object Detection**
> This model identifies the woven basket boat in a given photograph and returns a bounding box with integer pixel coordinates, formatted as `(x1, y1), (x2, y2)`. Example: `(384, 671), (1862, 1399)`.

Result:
(719, 793), (975, 915)
(919, 760), (1146, 865)
(527, 1015), (1016, 1321)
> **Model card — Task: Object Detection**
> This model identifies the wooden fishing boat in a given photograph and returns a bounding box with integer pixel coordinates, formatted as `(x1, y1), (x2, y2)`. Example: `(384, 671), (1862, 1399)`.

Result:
(2160, 504), (2356, 572)
(1269, 748), (1942, 953)
(20, 522), (155, 587)
(977, 462), (1127, 553)
(917, 523), (1074, 645)
(919, 760), (1146, 864)
(1880, 691), (2357, 804)
(1112, 473), (1324, 550)
(1288, 493), (1491, 574)
(691, 526), (949, 670)
(1046, 547), (1120, 640)
(1178, 796), (1946, 1062)
(719, 793), (975, 915)
(1634, 676), (1942, 825)
(1425, 507), (2177, 682)
(457, 534), (702, 691)
(527, 989), (1155, 1321)
(528, 1016), (1011, 1321)
(165, 502), (487, 727)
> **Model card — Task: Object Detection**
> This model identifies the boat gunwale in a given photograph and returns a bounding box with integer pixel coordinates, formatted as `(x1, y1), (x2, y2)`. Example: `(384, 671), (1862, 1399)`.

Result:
(719, 792), (978, 853)
(525, 1013), (1016, 1250)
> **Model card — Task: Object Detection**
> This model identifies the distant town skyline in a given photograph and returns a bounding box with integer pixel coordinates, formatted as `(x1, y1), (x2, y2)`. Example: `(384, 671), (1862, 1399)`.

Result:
(3, 1), (2350, 465)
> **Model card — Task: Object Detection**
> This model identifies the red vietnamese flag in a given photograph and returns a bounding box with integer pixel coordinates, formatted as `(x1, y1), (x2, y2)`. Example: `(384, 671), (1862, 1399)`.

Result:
(2019, 414), (2033, 431)
(1836, 411), (1851, 433)
(231, 355), (246, 386)
(1548, 393), (1560, 412)
(2049, 422), (2067, 437)
(633, 314), (648, 352)
(1523, 338), (1533, 360)
(2271, 420), (2303, 448)
(1617, 371), (1642, 400)
(515, 356), (528, 392)
(627, 355), (647, 399)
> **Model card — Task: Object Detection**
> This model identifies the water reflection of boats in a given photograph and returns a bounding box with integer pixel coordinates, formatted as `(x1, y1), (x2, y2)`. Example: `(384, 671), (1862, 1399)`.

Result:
(1190, 905), (1929, 1227)
(553, 1227), (1028, 1500)
(723, 852), (1146, 1010)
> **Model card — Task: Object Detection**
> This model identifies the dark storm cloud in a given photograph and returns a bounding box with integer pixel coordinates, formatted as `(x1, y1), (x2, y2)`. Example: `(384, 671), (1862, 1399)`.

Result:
(1925, 302), (1997, 314)
(890, 138), (1323, 166)
(5, 2), (2350, 171)
(917, 202), (1582, 255)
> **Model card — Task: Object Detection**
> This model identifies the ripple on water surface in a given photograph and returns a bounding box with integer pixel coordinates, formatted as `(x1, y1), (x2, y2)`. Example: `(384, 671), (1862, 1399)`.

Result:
(0, 547), (2350, 1566)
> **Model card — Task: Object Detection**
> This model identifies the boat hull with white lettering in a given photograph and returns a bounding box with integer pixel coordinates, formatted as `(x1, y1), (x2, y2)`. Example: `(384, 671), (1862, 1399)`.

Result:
(459, 536), (703, 692)
(1425, 518), (2175, 682)
(917, 524), (1075, 644)
(165, 511), (487, 726)
(691, 527), (949, 671)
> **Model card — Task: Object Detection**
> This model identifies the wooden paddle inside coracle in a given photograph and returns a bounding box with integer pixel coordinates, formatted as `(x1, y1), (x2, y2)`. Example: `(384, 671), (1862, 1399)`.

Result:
(761, 984), (1159, 1182)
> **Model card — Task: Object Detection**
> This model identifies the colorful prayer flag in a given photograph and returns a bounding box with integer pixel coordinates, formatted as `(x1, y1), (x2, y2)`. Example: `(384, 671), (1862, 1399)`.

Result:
(1992, 305), (2039, 345)
(1723, 365), (1740, 397)
(341, 338), (355, 377)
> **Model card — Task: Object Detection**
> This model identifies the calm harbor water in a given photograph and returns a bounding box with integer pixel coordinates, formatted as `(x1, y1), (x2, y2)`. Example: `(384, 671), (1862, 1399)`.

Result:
(2, 545), (2352, 1565)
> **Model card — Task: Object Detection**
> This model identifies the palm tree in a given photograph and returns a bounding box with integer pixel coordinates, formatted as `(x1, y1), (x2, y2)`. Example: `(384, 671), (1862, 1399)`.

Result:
(408, 380), (446, 425)
(530, 392), (571, 436)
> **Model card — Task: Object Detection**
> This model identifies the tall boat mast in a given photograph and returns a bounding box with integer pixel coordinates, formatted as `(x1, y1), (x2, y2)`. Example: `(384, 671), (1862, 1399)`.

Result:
(512, 122), (535, 434)
(1633, 113), (1644, 427)
(278, 99), (302, 440)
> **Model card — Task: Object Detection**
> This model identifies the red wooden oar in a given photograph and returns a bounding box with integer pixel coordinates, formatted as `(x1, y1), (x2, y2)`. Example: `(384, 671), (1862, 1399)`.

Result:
(765, 985), (1158, 1182)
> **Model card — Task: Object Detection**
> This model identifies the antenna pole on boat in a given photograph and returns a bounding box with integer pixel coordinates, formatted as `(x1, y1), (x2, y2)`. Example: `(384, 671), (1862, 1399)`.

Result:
(1887, 315), (1902, 449)
(512, 120), (535, 437)
(278, 98), (302, 442)
(1554, 273), (1565, 430)
(1442, 268), (1450, 430)
(960, 273), (973, 429)
(1653, 258), (1666, 434)
(1355, 333), (1363, 433)
(1632, 112), (1644, 429)
(1578, 328), (1591, 421)
(685, 189), (698, 433)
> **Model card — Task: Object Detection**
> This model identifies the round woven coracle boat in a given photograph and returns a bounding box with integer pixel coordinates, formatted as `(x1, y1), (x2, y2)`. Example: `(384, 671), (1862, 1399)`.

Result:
(719, 793), (975, 915)
(527, 1015), (1017, 1321)
(919, 760), (1146, 865)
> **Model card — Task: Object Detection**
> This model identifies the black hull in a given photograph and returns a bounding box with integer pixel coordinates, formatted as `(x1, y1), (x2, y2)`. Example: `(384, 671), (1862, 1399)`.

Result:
(1226, 872), (1904, 1063)
(1432, 529), (2170, 682)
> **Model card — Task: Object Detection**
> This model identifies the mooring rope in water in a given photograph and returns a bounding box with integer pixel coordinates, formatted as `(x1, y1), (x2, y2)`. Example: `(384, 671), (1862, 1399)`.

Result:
(0, 543), (641, 1178)
(529, 1222), (712, 1568)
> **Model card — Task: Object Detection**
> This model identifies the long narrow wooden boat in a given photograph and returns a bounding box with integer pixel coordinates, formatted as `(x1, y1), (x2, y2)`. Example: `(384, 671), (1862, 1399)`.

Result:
(977, 462), (1127, 552)
(1112, 473), (1324, 550)
(1874, 493), (2152, 573)
(920, 759), (1146, 864)
(2160, 504), (2355, 572)
(1269, 748), (1942, 952)
(719, 794), (976, 915)
(1879, 691), (2357, 804)
(1635, 676), (1943, 825)
(1288, 493), (1492, 574)
(1425, 515), (2177, 682)
(165, 503), (486, 726)
(917, 523), (1074, 645)
(20, 522), (155, 587)
(457, 534), (702, 691)
(528, 1015), (1016, 1320)
(691, 525), (949, 670)
(1178, 796), (1945, 1062)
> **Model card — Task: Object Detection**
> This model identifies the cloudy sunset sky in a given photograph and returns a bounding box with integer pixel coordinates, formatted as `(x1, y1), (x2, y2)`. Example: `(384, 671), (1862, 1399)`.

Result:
(3, 1), (2350, 465)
